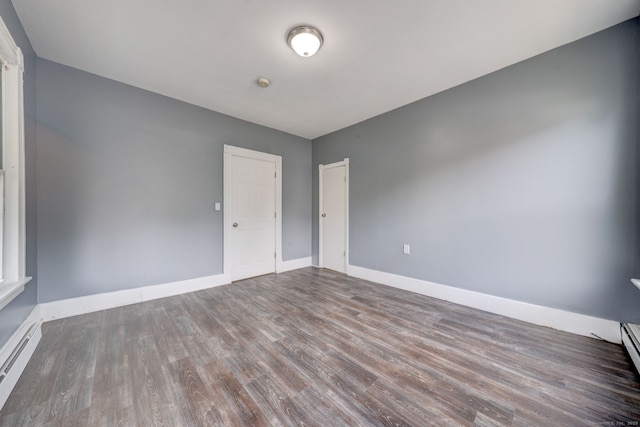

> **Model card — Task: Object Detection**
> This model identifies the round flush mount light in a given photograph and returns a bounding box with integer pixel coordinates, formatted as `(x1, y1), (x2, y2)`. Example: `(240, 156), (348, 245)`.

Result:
(287, 25), (323, 57)
(257, 77), (270, 88)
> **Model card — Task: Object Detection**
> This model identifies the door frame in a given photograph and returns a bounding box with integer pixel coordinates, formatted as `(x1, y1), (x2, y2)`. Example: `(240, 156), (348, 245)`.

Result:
(223, 145), (282, 280)
(318, 158), (349, 271)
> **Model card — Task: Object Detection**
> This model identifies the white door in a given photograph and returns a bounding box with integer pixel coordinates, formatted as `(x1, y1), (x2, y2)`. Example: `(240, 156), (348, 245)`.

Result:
(320, 160), (348, 273)
(230, 155), (276, 281)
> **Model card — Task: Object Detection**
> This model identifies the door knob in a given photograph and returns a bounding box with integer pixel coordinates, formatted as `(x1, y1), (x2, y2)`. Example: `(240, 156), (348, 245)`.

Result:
(321, 213), (326, 217)
(233, 223), (238, 228)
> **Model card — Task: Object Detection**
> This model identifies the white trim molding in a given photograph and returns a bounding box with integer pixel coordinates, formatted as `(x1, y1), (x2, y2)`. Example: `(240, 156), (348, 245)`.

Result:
(29, 258), (313, 322)
(0, 16), (29, 311)
(347, 264), (621, 344)
(0, 18), (22, 67)
(0, 277), (31, 311)
(223, 145), (283, 280)
(39, 273), (230, 322)
(278, 257), (312, 274)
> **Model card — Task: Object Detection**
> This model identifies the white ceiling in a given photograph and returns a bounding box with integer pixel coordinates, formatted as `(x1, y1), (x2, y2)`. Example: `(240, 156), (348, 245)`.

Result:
(11, 0), (640, 139)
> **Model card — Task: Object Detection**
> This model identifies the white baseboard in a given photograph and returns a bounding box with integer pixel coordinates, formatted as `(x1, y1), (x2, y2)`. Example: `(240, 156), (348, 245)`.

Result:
(39, 273), (231, 322)
(37, 258), (313, 323)
(347, 264), (621, 344)
(0, 305), (42, 411)
(140, 273), (231, 302)
(278, 257), (312, 273)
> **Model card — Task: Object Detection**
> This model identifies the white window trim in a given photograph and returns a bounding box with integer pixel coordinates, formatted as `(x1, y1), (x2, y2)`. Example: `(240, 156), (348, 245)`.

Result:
(0, 16), (31, 311)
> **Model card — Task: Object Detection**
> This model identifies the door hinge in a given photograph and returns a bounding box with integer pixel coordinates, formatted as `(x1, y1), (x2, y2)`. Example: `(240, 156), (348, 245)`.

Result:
(274, 212), (276, 218)
(274, 171), (277, 178)
(274, 252), (276, 258)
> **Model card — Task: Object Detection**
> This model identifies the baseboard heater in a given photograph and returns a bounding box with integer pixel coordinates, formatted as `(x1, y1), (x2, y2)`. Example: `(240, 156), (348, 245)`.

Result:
(0, 322), (41, 411)
(621, 323), (640, 375)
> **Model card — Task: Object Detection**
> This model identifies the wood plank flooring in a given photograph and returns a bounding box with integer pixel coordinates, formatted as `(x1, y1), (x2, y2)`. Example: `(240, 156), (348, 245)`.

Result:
(1, 267), (639, 426)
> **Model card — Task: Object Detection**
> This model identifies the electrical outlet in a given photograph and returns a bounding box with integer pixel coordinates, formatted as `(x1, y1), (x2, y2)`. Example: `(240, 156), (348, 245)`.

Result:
(403, 244), (410, 255)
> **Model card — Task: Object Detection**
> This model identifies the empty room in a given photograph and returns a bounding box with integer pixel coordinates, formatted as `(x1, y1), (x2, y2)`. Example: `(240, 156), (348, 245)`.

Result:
(1, 0), (640, 425)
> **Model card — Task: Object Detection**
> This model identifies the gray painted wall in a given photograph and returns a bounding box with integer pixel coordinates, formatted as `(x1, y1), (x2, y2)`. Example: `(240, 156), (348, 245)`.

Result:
(36, 59), (311, 303)
(313, 18), (640, 323)
(0, 1), (38, 347)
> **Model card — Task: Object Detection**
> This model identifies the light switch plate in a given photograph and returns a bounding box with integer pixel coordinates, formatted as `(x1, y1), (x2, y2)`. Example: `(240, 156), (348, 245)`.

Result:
(403, 244), (410, 254)
(215, 202), (221, 211)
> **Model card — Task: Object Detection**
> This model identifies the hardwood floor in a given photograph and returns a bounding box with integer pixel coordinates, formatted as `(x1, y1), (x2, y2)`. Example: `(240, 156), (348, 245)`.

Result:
(1, 267), (639, 426)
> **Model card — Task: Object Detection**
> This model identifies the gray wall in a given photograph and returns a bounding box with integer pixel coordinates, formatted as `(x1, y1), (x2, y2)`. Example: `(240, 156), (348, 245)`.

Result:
(36, 59), (311, 303)
(313, 18), (640, 323)
(0, 1), (38, 346)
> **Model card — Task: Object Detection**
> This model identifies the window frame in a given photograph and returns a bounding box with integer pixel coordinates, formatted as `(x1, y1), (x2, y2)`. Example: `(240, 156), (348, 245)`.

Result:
(0, 16), (30, 311)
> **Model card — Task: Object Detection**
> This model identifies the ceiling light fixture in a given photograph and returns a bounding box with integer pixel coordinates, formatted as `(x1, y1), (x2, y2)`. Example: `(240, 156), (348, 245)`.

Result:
(287, 25), (323, 57)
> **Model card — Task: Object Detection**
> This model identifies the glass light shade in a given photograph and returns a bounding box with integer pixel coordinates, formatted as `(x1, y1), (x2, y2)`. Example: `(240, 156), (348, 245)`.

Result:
(287, 26), (323, 57)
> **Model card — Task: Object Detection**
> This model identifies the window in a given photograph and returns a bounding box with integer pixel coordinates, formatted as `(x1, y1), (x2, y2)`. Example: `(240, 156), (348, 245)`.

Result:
(0, 16), (30, 311)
